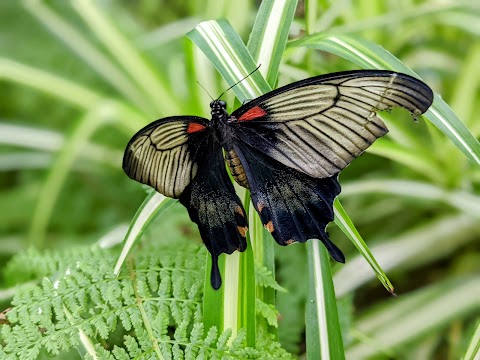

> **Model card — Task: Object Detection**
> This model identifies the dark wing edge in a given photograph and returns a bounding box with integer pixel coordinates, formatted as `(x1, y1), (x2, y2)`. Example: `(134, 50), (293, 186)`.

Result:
(179, 138), (248, 290)
(122, 116), (209, 198)
(231, 70), (434, 179)
(233, 141), (345, 263)
(233, 70), (433, 118)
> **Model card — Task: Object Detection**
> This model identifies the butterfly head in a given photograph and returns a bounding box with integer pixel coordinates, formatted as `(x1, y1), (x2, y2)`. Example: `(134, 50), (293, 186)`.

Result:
(210, 99), (228, 121)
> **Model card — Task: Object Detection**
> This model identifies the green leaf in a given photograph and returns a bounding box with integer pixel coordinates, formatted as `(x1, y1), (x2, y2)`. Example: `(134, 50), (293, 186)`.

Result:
(334, 199), (395, 295)
(187, 19), (269, 101)
(247, 0), (299, 86)
(347, 276), (480, 359)
(187, 17), (278, 347)
(23, 0), (154, 115)
(334, 213), (478, 297)
(113, 193), (177, 276)
(306, 242), (345, 359)
(246, 0), (298, 313)
(71, 1), (180, 115)
(463, 320), (480, 360)
(28, 106), (118, 248)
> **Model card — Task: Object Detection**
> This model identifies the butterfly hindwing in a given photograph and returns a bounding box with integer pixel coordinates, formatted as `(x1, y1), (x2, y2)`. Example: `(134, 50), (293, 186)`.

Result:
(123, 116), (209, 198)
(231, 70), (434, 178)
(232, 142), (345, 262)
(179, 136), (247, 289)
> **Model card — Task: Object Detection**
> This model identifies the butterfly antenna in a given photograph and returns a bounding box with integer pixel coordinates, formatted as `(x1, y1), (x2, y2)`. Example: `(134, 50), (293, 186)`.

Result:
(196, 80), (215, 101)
(217, 64), (261, 99)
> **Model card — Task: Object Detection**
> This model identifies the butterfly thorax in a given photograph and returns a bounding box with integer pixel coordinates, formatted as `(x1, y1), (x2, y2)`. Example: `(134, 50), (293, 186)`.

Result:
(210, 100), (230, 143)
(209, 100), (250, 189)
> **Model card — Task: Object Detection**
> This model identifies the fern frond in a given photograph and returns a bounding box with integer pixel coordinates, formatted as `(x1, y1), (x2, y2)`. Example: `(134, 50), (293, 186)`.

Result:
(255, 265), (287, 292)
(1, 241), (291, 359)
(256, 299), (279, 328)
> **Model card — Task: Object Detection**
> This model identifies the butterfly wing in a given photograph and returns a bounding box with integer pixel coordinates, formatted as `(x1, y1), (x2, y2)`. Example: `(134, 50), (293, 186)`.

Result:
(178, 136), (248, 290)
(123, 117), (247, 289)
(123, 116), (210, 198)
(231, 141), (344, 262)
(230, 70), (434, 178)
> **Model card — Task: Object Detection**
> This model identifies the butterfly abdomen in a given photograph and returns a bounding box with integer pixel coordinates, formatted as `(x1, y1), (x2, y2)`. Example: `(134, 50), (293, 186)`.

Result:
(225, 148), (250, 188)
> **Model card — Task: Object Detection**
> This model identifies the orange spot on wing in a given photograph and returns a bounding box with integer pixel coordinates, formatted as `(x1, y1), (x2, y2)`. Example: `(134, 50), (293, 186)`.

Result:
(237, 226), (248, 237)
(238, 106), (267, 121)
(187, 122), (206, 134)
(256, 201), (265, 212)
(234, 205), (245, 217)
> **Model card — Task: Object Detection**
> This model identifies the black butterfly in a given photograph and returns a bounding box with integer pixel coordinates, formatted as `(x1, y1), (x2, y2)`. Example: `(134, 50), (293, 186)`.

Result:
(123, 70), (434, 289)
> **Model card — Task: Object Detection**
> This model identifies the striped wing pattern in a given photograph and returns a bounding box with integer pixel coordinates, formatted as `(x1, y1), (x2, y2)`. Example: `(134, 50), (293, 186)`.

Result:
(232, 71), (434, 178)
(122, 116), (208, 198)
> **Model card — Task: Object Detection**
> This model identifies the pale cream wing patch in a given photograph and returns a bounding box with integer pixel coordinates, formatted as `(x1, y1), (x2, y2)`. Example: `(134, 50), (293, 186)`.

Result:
(123, 117), (208, 198)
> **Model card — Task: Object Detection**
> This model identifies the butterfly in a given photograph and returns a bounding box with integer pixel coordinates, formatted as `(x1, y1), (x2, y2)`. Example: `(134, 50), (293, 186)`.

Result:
(123, 70), (434, 289)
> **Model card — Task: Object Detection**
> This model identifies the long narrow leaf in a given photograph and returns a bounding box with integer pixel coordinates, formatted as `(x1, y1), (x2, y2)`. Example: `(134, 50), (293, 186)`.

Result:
(188, 20), (270, 100)
(334, 214), (478, 297)
(334, 199), (394, 295)
(246, 0), (298, 313)
(463, 320), (480, 360)
(247, 0), (298, 85)
(23, 1), (153, 114)
(113, 193), (177, 275)
(187, 19), (259, 341)
(0, 58), (100, 109)
(72, 1), (180, 115)
(306, 242), (345, 359)
(28, 106), (116, 248)
(347, 276), (480, 358)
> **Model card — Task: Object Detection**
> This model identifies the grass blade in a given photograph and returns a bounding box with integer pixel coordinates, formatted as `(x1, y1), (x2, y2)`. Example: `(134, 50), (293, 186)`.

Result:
(347, 276), (480, 359)
(72, 1), (180, 115)
(334, 214), (478, 297)
(247, 0), (298, 85)
(28, 106), (116, 247)
(23, 0), (153, 114)
(188, 19), (259, 342)
(188, 20), (270, 100)
(334, 199), (395, 295)
(306, 242), (345, 359)
(113, 193), (177, 276)
(463, 320), (480, 360)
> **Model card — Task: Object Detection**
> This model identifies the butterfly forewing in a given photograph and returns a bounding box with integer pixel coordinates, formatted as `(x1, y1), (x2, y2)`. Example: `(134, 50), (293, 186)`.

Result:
(123, 116), (208, 198)
(231, 70), (434, 179)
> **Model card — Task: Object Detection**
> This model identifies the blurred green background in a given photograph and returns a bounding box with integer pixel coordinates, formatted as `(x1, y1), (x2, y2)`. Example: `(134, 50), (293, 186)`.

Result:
(1, 1), (479, 359)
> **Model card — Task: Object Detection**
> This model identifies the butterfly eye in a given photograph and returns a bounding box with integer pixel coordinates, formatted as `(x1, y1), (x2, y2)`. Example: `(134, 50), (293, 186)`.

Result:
(209, 101), (215, 107)
(219, 100), (226, 108)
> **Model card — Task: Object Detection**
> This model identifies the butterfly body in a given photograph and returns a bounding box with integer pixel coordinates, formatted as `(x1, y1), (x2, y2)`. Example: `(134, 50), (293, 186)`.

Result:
(123, 70), (434, 289)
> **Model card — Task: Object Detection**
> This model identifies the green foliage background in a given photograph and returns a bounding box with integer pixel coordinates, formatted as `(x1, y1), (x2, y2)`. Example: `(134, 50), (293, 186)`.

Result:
(0, 1), (479, 359)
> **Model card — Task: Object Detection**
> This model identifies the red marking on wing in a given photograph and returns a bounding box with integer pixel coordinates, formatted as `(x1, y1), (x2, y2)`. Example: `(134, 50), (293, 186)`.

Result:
(187, 122), (206, 134)
(238, 106), (267, 121)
